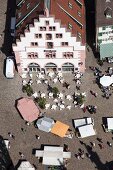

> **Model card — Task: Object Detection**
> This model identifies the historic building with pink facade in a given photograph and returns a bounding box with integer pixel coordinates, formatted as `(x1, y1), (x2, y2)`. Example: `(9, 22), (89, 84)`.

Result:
(13, 13), (86, 76)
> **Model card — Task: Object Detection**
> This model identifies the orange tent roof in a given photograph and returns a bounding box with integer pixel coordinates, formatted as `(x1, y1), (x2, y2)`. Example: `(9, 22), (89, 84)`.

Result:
(17, 98), (39, 122)
(51, 121), (69, 138)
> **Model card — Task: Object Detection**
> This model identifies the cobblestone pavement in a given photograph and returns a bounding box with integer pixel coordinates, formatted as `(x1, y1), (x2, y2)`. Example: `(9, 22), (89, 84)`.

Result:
(1, 1), (113, 170)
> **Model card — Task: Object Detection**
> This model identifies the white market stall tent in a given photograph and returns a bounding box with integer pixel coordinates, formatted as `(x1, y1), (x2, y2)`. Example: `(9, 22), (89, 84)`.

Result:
(100, 75), (113, 87)
(18, 161), (35, 170)
(74, 117), (94, 128)
(103, 117), (113, 132)
(77, 124), (96, 138)
(107, 118), (113, 131)
(35, 146), (71, 166)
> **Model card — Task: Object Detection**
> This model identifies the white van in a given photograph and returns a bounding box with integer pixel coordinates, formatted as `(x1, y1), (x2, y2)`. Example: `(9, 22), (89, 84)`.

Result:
(10, 17), (16, 36)
(5, 57), (15, 78)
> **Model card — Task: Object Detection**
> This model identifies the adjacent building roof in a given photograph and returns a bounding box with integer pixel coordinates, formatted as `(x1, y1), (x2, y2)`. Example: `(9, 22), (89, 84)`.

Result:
(95, 0), (113, 27)
(51, 121), (69, 138)
(100, 43), (113, 58)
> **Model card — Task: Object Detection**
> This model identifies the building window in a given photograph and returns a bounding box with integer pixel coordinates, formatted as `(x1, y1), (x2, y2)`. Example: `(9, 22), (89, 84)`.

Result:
(45, 52), (56, 58)
(56, 34), (62, 38)
(77, 32), (82, 39)
(68, 23), (73, 30)
(45, 21), (49, 25)
(18, 12), (21, 18)
(78, 62), (83, 65)
(35, 34), (42, 38)
(98, 39), (102, 44)
(75, 0), (82, 8)
(31, 42), (38, 46)
(49, 26), (56, 31)
(46, 34), (52, 40)
(28, 52), (38, 58)
(68, 2), (73, 9)
(47, 42), (53, 49)
(27, 3), (30, 9)
(40, 27), (46, 31)
(17, 63), (20, 66)
(77, 11), (82, 17)
(24, 68), (27, 71)
(102, 26), (106, 30)
(63, 52), (73, 58)
(104, 7), (112, 19)
(61, 42), (68, 46)
(98, 33), (102, 36)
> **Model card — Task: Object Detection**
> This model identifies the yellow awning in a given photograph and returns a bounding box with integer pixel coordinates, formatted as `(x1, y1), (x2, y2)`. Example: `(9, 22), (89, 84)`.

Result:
(51, 121), (69, 138)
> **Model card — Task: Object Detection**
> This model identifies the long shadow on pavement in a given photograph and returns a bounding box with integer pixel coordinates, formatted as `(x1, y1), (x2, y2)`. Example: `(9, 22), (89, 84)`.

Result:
(0, 135), (15, 170)
(84, 143), (108, 170)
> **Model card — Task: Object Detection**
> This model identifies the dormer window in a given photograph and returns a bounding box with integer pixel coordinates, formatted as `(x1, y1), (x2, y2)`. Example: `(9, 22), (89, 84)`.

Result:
(45, 21), (49, 25)
(104, 7), (112, 19)
(47, 42), (53, 49)
(46, 34), (52, 40)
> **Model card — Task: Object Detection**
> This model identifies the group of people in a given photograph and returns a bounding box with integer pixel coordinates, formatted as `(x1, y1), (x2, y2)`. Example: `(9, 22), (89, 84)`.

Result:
(75, 137), (113, 161)
(82, 105), (97, 114)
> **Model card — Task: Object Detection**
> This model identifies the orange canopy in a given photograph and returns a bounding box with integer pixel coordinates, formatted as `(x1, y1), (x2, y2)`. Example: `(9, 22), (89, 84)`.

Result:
(51, 121), (69, 138)
(17, 98), (39, 122)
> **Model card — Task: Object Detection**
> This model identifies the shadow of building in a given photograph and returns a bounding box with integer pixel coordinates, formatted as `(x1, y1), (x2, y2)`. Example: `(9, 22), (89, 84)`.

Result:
(2, 0), (16, 56)
(84, 143), (108, 170)
(84, 0), (96, 47)
(0, 135), (15, 170)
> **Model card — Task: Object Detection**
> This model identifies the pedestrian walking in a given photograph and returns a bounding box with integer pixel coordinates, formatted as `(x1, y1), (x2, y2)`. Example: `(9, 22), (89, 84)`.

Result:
(83, 106), (87, 113)
(91, 142), (96, 147)
(107, 141), (112, 147)
(87, 153), (91, 158)
(79, 140), (84, 145)
(8, 132), (14, 139)
(35, 135), (40, 140)
(76, 85), (80, 90)
(21, 128), (26, 133)
(19, 152), (24, 159)
(94, 92), (98, 97)
(76, 154), (80, 160)
(80, 153), (85, 159)
(97, 137), (103, 143)
(90, 90), (95, 96)
(99, 143), (104, 149)
(12, 135), (15, 140)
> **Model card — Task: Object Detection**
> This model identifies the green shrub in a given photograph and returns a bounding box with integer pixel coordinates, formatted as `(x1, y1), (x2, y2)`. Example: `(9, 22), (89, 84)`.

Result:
(98, 59), (103, 66)
(77, 94), (85, 105)
(22, 84), (33, 96)
(52, 87), (59, 98)
(37, 97), (46, 109)
(22, 85), (26, 93)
